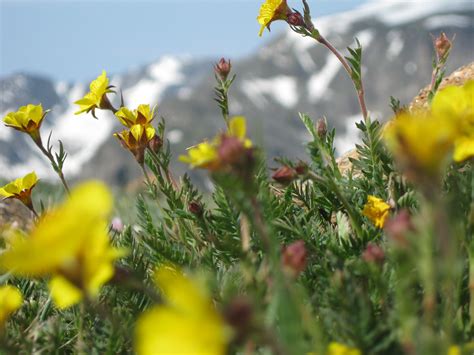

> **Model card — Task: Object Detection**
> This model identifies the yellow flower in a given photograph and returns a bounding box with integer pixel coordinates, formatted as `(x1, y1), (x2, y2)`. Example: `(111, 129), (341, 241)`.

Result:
(115, 104), (156, 128)
(179, 141), (220, 170)
(179, 116), (253, 170)
(0, 172), (38, 210)
(0, 285), (22, 327)
(384, 112), (455, 177)
(0, 182), (125, 309)
(3, 104), (47, 137)
(257, 0), (289, 37)
(327, 342), (361, 355)
(114, 124), (156, 165)
(74, 71), (113, 116)
(135, 266), (230, 355)
(431, 81), (474, 162)
(362, 195), (390, 229)
(447, 345), (460, 355)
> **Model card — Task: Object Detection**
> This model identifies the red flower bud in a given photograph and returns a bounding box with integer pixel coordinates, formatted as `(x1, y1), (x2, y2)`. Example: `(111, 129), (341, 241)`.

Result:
(272, 166), (297, 185)
(434, 32), (453, 60)
(214, 58), (232, 81)
(287, 12), (304, 27)
(282, 240), (307, 277)
(188, 201), (203, 216)
(362, 243), (385, 264)
(148, 135), (163, 153)
(384, 209), (414, 247)
(316, 117), (327, 138)
(218, 135), (246, 165)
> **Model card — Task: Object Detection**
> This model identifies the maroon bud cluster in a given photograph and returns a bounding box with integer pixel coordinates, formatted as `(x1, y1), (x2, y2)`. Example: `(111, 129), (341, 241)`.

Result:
(434, 32), (452, 60)
(272, 166), (297, 185)
(316, 117), (327, 138)
(188, 201), (203, 216)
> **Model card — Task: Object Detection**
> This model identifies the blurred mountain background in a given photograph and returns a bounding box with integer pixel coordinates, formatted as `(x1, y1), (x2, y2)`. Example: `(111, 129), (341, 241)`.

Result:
(1, 0), (473, 188)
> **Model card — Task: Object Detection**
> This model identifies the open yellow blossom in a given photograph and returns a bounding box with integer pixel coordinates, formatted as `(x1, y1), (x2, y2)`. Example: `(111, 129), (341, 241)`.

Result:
(447, 345), (460, 355)
(180, 116), (253, 170)
(134, 266), (230, 355)
(0, 182), (125, 309)
(115, 104), (156, 128)
(363, 195), (391, 229)
(114, 124), (156, 165)
(327, 342), (361, 355)
(384, 112), (455, 177)
(74, 71), (113, 116)
(0, 172), (38, 210)
(0, 285), (22, 327)
(3, 104), (47, 138)
(257, 0), (290, 36)
(431, 81), (474, 162)
(179, 141), (220, 170)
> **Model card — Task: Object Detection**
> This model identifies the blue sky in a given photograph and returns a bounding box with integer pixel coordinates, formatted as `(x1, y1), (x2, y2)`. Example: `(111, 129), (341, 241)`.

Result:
(0, 0), (367, 82)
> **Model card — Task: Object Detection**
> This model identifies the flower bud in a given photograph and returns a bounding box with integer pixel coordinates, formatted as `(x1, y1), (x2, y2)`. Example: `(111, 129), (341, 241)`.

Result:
(316, 117), (327, 138)
(281, 240), (307, 277)
(188, 201), (203, 216)
(110, 217), (124, 233)
(224, 296), (253, 333)
(287, 11), (304, 27)
(272, 166), (297, 185)
(218, 135), (246, 166)
(295, 161), (308, 175)
(384, 209), (414, 247)
(148, 135), (163, 153)
(434, 32), (452, 60)
(214, 58), (232, 81)
(362, 243), (385, 264)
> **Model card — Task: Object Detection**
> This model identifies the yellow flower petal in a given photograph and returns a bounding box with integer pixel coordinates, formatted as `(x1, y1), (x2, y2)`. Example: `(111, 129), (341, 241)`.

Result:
(362, 195), (391, 229)
(0, 285), (22, 326)
(48, 275), (83, 309)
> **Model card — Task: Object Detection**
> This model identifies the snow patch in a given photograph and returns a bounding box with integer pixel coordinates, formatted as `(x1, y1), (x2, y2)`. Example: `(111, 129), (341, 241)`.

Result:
(424, 15), (472, 29)
(334, 114), (362, 155)
(241, 76), (298, 109)
(307, 55), (341, 102)
(386, 30), (404, 61)
(167, 129), (183, 144)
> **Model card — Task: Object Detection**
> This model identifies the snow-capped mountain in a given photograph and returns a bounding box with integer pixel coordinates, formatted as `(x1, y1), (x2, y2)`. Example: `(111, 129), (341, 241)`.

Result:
(1, 0), (473, 185)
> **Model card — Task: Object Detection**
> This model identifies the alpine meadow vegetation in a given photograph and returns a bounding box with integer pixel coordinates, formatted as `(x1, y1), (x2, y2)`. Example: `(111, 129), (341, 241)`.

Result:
(0, 1), (473, 354)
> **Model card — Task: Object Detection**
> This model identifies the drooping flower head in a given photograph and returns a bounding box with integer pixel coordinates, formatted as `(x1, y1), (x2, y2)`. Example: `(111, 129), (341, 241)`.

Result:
(115, 104), (156, 128)
(134, 266), (230, 355)
(0, 182), (126, 309)
(362, 195), (391, 229)
(3, 104), (48, 140)
(0, 285), (22, 327)
(114, 124), (156, 165)
(257, 0), (290, 37)
(74, 71), (114, 117)
(179, 116), (253, 171)
(0, 172), (38, 211)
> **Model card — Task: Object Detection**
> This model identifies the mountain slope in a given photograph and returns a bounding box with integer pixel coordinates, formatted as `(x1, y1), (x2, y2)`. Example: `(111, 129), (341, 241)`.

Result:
(1, 0), (473, 185)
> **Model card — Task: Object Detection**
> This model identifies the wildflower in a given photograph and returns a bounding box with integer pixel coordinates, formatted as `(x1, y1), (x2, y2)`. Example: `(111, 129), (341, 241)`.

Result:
(272, 166), (297, 184)
(74, 71), (114, 116)
(115, 104), (156, 128)
(447, 345), (460, 355)
(114, 124), (156, 165)
(383, 112), (455, 178)
(282, 240), (307, 277)
(363, 195), (390, 229)
(214, 58), (232, 81)
(3, 104), (48, 141)
(257, 0), (290, 37)
(327, 342), (361, 355)
(134, 266), (230, 355)
(0, 172), (38, 211)
(0, 285), (22, 327)
(180, 116), (252, 171)
(431, 81), (474, 162)
(111, 217), (124, 233)
(0, 182), (125, 309)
